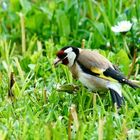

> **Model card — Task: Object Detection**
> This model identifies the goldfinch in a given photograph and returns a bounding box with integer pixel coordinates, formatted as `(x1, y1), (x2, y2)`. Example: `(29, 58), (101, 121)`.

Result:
(54, 46), (139, 107)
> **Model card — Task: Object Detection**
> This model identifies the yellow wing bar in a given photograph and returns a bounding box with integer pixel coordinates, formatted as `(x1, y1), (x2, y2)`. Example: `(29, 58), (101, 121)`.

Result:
(91, 67), (117, 82)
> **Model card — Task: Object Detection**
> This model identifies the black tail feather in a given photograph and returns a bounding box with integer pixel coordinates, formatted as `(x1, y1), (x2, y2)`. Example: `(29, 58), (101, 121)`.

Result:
(104, 67), (140, 89)
(109, 88), (124, 108)
(125, 80), (140, 89)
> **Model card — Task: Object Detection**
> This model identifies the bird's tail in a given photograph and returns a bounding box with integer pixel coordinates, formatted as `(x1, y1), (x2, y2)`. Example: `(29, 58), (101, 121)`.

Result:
(109, 88), (124, 108)
(124, 79), (140, 89)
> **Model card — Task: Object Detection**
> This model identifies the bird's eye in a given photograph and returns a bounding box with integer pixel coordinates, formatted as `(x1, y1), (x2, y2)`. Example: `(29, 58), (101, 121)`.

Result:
(57, 50), (67, 59)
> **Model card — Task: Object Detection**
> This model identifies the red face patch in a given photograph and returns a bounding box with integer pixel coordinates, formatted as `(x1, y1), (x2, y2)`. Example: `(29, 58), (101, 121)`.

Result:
(62, 58), (69, 65)
(57, 50), (67, 59)
(56, 50), (69, 65)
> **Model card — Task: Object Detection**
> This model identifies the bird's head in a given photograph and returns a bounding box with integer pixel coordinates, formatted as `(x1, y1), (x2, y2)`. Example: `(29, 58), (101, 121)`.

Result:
(54, 46), (79, 67)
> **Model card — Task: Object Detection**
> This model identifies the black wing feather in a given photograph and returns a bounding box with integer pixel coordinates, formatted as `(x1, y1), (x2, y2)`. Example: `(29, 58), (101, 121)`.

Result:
(77, 61), (99, 76)
(104, 67), (139, 89)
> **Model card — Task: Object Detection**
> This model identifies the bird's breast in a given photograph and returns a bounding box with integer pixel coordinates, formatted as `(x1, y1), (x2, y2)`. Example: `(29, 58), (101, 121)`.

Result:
(69, 63), (79, 79)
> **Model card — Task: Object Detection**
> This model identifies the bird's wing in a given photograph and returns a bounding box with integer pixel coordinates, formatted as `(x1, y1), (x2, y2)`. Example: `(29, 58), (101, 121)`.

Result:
(78, 49), (113, 70)
(77, 49), (113, 76)
(77, 49), (138, 87)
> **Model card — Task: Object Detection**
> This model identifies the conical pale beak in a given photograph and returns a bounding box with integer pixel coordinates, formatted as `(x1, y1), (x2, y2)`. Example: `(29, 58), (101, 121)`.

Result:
(54, 57), (62, 67)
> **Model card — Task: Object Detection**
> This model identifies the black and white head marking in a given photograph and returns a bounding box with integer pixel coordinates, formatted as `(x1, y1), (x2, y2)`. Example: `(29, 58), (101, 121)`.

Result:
(62, 46), (79, 67)
(55, 46), (79, 67)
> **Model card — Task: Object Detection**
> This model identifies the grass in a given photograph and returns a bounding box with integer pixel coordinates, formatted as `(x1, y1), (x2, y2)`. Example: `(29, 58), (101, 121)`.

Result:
(0, 0), (140, 139)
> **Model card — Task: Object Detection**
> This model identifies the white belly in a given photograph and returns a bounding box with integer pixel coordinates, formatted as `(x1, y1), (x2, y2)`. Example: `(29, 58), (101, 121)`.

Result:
(78, 71), (109, 91)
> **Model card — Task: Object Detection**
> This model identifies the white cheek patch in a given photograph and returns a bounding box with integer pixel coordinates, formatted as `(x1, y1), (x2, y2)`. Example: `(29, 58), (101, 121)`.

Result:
(64, 47), (73, 53)
(67, 52), (76, 67)
(64, 47), (76, 67)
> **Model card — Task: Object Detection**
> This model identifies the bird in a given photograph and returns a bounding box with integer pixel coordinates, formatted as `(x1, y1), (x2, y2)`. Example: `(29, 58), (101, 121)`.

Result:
(54, 46), (139, 108)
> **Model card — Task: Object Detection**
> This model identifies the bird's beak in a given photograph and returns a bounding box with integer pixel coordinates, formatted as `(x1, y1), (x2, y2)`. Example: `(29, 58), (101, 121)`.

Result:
(54, 57), (62, 67)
